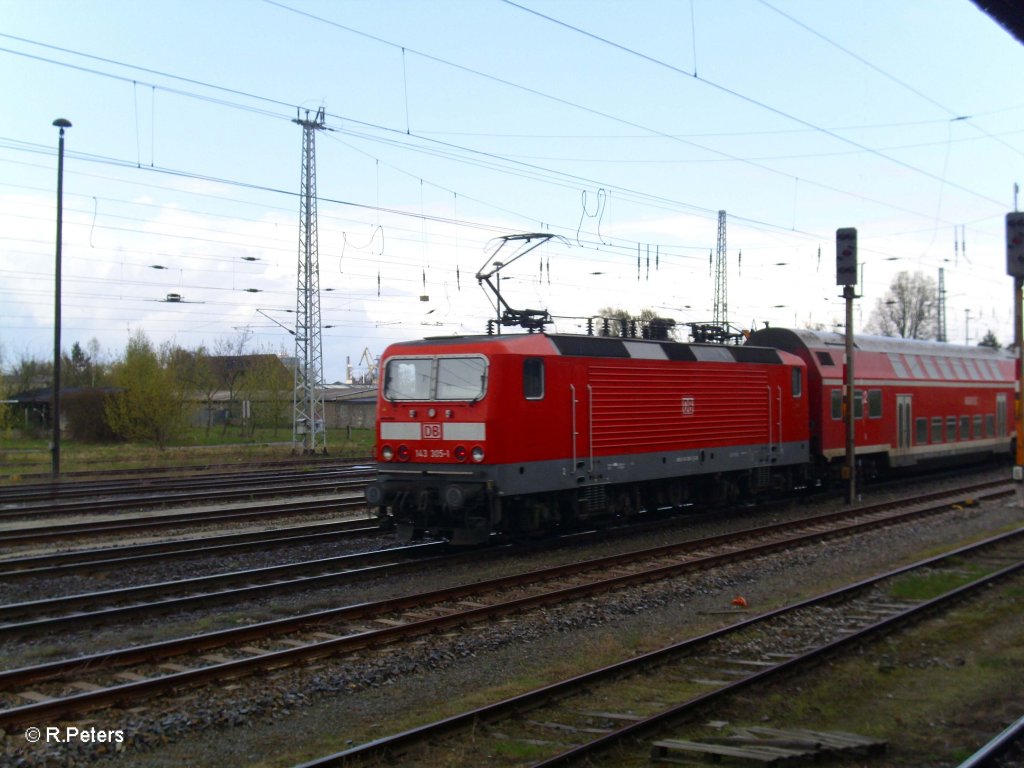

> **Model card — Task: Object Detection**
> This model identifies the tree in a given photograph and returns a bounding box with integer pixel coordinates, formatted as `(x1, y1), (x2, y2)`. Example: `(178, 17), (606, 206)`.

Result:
(11, 354), (51, 394)
(236, 350), (292, 437)
(0, 344), (12, 432)
(104, 331), (186, 448)
(864, 271), (937, 339)
(594, 306), (676, 339)
(64, 340), (106, 387)
(978, 330), (1001, 349)
(188, 347), (222, 436)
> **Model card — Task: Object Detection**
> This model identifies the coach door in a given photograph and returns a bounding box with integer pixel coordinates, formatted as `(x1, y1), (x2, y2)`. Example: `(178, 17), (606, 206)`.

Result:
(895, 395), (912, 463)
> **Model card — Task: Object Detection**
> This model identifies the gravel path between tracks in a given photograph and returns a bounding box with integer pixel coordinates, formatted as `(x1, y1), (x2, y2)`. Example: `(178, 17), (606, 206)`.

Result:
(4, 469), (1023, 768)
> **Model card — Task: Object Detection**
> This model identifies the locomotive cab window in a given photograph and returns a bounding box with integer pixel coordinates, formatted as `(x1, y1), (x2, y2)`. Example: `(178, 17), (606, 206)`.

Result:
(436, 357), (488, 400)
(791, 368), (802, 398)
(523, 357), (544, 400)
(384, 358), (433, 401)
(384, 355), (488, 402)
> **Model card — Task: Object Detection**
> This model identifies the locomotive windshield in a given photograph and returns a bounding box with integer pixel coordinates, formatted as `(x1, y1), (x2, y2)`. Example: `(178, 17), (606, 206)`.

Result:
(384, 355), (488, 401)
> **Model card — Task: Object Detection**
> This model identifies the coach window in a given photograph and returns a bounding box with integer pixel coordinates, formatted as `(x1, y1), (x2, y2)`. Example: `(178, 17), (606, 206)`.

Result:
(868, 390), (882, 419)
(973, 415), (983, 439)
(916, 417), (928, 444)
(831, 390), (842, 420)
(523, 357), (544, 400)
(945, 416), (957, 442)
(986, 414), (995, 437)
(791, 368), (802, 398)
(931, 417), (943, 443)
(853, 389), (864, 419)
(960, 416), (970, 441)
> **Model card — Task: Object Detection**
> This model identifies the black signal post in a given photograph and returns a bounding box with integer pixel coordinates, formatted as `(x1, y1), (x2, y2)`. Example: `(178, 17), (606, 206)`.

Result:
(1006, 212), (1024, 507)
(836, 227), (858, 504)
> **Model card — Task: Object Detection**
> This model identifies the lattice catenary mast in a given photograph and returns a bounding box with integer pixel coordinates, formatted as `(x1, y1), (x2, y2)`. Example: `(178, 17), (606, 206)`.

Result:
(292, 107), (327, 454)
(712, 209), (728, 327)
(937, 267), (947, 342)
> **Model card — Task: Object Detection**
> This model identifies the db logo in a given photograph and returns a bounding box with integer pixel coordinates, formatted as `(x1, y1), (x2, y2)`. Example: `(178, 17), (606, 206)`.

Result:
(422, 423), (442, 440)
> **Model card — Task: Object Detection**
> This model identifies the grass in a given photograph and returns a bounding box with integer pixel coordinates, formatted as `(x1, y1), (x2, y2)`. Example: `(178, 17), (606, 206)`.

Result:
(0, 426), (376, 481)
(676, 577), (1024, 767)
(886, 562), (988, 601)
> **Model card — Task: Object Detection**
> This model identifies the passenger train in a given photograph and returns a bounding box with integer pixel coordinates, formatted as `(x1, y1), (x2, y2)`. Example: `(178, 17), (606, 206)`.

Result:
(364, 326), (1015, 543)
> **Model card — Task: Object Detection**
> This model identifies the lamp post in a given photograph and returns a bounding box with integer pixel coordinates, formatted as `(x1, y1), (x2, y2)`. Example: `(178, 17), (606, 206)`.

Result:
(52, 118), (71, 478)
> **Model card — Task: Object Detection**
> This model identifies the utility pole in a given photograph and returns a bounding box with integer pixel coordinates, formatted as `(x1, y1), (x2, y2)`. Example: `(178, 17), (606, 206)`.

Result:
(292, 107), (327, 455)
(51, 118), (71, 478)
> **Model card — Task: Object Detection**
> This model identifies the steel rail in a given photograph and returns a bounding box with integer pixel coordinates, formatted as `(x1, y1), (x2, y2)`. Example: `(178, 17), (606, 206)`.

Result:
(0, 477), (371, 520)
(0, 540), (448, 636)
(0, 463), (373, 504)
(0, 517), (381, 578)
(956, 712), (1024, 768)
(0, 495), (368, 546)
(0, 456), (375, 487)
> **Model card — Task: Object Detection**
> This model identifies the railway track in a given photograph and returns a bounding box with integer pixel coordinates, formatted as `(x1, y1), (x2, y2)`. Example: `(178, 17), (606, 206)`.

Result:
(292, 528), (1024, 767)
(0, 538), (453, 638)
(0, 470), (374, 522)
(0, 494), (370, 548)
(0, 515), (384, 577)
(0, 479), (1012, 732)
(0, 455), (374, 487)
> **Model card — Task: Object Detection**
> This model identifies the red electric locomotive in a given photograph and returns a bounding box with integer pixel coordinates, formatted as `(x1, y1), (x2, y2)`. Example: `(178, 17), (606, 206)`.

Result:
(366, 331), (811, 543)
(746, 327), (1016, 474)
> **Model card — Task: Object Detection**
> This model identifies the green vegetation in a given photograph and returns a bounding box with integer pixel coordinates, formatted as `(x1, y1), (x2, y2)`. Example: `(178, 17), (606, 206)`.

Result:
(1, 329), (378, 480)
(0, 426), (375, 481)
(887, 562), (988, 601)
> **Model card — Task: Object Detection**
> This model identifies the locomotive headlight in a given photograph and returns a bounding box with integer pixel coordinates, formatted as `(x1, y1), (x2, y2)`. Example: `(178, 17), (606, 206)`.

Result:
(427, 408), (437, 418)
(397, 445), (411, 462)
(471, 446), (485, 463)
(381, 445), (394, 462)
(454, 445), (468, 463)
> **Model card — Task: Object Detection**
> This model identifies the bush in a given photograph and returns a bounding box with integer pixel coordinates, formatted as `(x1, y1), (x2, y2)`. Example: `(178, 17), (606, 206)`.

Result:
(64, 389), (120, 442)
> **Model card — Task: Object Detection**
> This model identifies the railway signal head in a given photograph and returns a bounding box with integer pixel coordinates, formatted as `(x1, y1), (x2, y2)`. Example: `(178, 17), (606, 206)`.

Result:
(1006, 213), (1024, 277)
(836, 227), (857, 286)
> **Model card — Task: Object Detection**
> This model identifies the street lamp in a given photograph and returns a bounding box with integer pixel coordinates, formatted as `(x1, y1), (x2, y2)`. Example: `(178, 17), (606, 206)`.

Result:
(52, 118), (71, 478)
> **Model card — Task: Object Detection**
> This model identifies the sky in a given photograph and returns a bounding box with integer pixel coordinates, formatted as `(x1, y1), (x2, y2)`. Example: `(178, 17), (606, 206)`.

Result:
(2, 0), (1024, 383)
